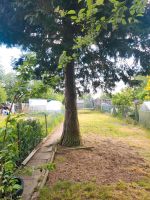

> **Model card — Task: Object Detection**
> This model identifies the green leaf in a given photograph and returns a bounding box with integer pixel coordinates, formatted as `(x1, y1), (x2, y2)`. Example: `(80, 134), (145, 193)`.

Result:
(122, 19), (126, 25)
(13, 184), (21, 190)
(96, 24), (101, 31)
(96, 0), (104, 5)
(71, 16), (77, 20)
(87, 0), (93, 10)
(137, 13), (143, 17)
(130, 9), (135, 16)
(101, 16), (105, 21)
(78, 8), (86, 15)
(67, 10), (76, 15)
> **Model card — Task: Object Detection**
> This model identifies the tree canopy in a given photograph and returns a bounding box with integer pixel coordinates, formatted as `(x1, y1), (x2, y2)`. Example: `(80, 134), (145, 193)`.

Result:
(0, 0), (149, 92)
(22, 80), (64, 102)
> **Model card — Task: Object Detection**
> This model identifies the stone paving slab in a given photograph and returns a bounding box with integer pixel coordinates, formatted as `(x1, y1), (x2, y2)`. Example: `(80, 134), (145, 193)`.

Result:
(32, 152), (51, 160)
(21, 124), (63, 200)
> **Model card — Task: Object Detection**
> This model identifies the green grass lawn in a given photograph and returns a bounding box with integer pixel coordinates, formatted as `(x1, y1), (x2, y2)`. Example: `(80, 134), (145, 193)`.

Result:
(39, 110), (150, 200)
(79, 110), (150, 162)
(79, 110), (150, 138)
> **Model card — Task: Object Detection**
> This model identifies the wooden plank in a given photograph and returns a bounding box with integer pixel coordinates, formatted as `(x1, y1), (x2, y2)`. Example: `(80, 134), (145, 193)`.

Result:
(60, 146), (94, 151)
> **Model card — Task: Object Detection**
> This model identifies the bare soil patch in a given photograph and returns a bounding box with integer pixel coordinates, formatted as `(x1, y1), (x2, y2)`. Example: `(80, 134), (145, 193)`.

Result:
(47, 134), (150, 186)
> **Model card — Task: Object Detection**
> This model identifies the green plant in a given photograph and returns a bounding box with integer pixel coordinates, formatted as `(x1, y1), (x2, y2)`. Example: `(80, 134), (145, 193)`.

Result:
(0, 110), (63, 198)
(0, 113), (42, 198)
(17, 118), (43, 163)
(0, 114), (20, 199)
(37, 163), (56, 172)
(0, 83), (7, 104)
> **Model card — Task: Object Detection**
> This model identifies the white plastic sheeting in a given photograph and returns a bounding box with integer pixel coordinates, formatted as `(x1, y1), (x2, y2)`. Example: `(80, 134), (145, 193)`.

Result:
(29, 99), (47, 112)
(140, 101), (150, 112)
(47, 100), (63, 111)
(29, 99), (63, 112)
(139, 101), (150, 128)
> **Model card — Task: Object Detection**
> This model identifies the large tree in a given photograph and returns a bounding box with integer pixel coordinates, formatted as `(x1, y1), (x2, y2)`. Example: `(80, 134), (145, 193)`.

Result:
(0, 0), (149, 146)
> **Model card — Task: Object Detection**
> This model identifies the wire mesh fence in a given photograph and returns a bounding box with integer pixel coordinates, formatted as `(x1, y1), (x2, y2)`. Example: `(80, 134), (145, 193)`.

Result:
(94, 101), (150, 129)
(24, 111), (64, 136)
(0, 111), (64, 165)
(18, 111), (64, 163)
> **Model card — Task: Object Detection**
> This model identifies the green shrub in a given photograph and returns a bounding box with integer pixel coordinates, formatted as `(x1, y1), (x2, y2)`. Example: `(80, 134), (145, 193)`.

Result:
(0, 112), (63, 198)
(17, 118), (42, 163)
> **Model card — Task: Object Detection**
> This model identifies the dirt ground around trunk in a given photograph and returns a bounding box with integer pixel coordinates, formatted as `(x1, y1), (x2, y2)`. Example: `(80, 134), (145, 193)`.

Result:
(47, 134), (150, 186)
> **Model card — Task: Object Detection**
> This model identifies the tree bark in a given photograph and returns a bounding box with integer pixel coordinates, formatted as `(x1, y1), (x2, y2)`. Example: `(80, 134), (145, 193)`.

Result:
(60, 61), (82, 147)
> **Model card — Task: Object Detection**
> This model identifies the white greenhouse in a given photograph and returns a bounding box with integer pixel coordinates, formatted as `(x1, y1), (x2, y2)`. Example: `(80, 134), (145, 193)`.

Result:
(139, 101), (150, 128)
(29, 99), (63, 112)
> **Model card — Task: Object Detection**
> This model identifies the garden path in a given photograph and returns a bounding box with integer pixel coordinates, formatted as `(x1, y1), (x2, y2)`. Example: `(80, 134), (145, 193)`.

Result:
(21, 123), (63, 200)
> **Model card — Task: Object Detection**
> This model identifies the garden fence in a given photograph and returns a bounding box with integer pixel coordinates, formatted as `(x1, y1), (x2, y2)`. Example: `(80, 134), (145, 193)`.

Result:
(97, 104), (150, 129)
(0, 111), (64, 165)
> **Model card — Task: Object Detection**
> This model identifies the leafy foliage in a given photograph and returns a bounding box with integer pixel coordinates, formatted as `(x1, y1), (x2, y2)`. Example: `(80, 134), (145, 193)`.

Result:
(25, 80), (64, 102)
(1, 73), (16, 102)
(17, 117), (43, 163)
(0, 114), (21, 199)
(0, 83), (7, 104)
(112, 88), (136, 118)
(112, 88), (134, 107)
(0, 111), (63, 198)
(0, 0), (149, 146)
(144, 76), (150, 100)
(0, 0), (149, 93)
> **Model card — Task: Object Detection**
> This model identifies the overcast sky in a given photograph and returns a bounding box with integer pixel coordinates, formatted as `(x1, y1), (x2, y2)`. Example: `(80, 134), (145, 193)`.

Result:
(0, 45), (22, 73)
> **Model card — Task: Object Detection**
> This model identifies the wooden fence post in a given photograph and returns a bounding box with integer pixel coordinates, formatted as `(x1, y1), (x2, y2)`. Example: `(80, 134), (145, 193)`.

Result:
(45, 114), (48, 136)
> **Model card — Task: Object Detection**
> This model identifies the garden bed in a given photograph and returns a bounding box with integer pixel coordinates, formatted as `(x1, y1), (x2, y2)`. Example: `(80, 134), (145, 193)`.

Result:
(47, 134), (148, 185)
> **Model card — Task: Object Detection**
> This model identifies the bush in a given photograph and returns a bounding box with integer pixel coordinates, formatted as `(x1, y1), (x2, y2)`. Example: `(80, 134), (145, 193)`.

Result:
(0, 112), (63, 198)
(17, 118), (42, 163)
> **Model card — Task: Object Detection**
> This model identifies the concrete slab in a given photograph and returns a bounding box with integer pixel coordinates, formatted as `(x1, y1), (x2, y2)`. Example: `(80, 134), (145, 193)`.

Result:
(32, 152), (52, 160)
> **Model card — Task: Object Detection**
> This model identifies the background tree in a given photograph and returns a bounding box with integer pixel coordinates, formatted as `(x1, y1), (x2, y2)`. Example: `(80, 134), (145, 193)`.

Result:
(0, 0), (148, 146)
(0, 84), (7, 104)
(112, 88), (134, 107)
(144, 76), (150, 100)
(112, 88), (135, 118)
(127, 75), (149, 101)
(2, 73), (16, 102)
(24, 80), (64, 102)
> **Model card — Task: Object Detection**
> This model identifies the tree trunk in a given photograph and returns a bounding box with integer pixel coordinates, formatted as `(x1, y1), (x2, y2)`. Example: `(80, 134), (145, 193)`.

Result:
(60, 61), (82, 147)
